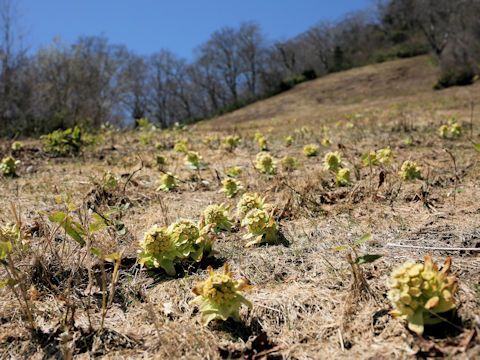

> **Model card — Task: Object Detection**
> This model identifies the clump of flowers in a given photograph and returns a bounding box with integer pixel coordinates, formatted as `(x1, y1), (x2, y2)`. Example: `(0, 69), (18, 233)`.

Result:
(281, 156), (301, 172)
(241, 208), (279, 247)
(220, 178), (243, 198)
(255, 152), (276, 175)
(335, 168), (352, 186)
(321, 138), (331, 146)
(236, 192), (268, 220)
(377, 147), (394, 165)
(223, 135), (241, 150)
(399, 160), (421, 180)
(1, 157), (20, 177)
(191, 263), (252, 326)
(439, 125), (449, 138)
(174, 139), (188, 153)
(323, 152), (343, 172)
(362, 151), (378, 167)
(138, 225), (178, 275)
(102, 171), (119, 192)
(225, 167), (242, 177)
(184, 151), (207, 170)
(157, 172), (177, 191)
(303, 144), (318, 157)
(168, 219), (214, 262)
(388, 254), (457, 335)
(284, 136), (293, 147)
(11, 141), (23, 151)
(450, 123), (461, 137)
(257, 136), (268, 150)
(203, 204), (232, 233)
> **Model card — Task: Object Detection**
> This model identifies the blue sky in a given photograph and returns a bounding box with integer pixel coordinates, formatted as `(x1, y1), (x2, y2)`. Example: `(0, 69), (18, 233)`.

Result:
(21, 0), (371, 59)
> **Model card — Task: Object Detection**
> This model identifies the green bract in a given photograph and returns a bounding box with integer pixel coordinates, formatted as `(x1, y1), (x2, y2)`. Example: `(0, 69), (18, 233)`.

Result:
(203, 204), (232, 233)
(157, 172), (177, 192)
(1, 157), (19, 177)
(255, 152), (276, 175)
(281, 156), (301, 172)
(335, 168), (352, 186)
(236, 192), (268, 220)
(399, 160), (421, 180)
(241, 208), (279, 247)
(323, 151), (343, 172)
(191, 263), (252, 326)
(220, 178), (243, 198)
(388, 254), (457, 335)
(303, 144), (318, 157)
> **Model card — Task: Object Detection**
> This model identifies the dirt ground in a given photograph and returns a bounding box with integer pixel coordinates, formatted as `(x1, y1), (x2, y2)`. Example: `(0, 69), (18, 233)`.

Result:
(0, 56), (479, 359)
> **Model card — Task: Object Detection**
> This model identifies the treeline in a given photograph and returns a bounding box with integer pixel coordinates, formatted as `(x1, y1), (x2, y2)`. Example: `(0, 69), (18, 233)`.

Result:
(1, 0), (479, 137)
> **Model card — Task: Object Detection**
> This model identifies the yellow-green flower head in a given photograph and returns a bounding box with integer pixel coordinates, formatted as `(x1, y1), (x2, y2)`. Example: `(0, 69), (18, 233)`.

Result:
(257, 136), (268, 150)
(241, 208), (270, 236)
(0, 223), (20, 242)
(321, 138), (331, 146)
(399, 160), (421, 180)
(140, 225), (172, 255)
(155, 142), (163, 149)
(284, 136), (293, 146)
(225, 167), (242, 177)
(174, 142), (187, 153)
(254, 132), (264, 142)
(236, 192), (266, 220)
(11, 141), (23, 151)
(157, 172), (177, 191)
(303, 144), (319, 157)
(255, 152), (276, 175)
(168, 219), (200, 246)
(323, 151), (343, 172)
(223, 135), (241, 148)
(204, 135), (213, 144)
(439, 125), (449, 138)
(377, 147), (394, 165)
(362, 151), (378, 167)
(335, 168), (352, 186)
(220, 178), (243, 198)
(191, 263), (252, 325)
(450, 123), (461, 137)
(281, 156), (300, 172)
(448, 116), (457, 125)
(1, 157), (19, 176)
(102, 171), (119, 191)
(184, 151), (202, 168)
(388, 254), (457, 335)
(203, 204), (232, 233)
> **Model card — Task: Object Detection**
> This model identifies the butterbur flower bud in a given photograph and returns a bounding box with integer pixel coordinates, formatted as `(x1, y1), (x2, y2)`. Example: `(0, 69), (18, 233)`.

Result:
(203, 204), (232, 233)
(439, 125), (449, 138)
(220, 178), (243, 198)
(399, 160), (421, 180)
(255, 152), (276, 175)
(388, 254), (457, 335)
(303, 144), (318, 157)
(157, 172), (177, 192)
(1, 157), (20, 177)
(323, 152), (343, 172)
(335, 168), (352, 186)
(191, 263), (252, 326)
(236, 192), (268, 220)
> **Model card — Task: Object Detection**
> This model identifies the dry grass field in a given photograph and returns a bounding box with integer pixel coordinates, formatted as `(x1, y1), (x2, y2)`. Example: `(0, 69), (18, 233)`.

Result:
(0, 56), (479, 359)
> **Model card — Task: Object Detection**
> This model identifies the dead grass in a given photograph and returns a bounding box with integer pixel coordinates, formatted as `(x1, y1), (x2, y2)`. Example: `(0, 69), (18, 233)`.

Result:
(0, 55), (479, 359)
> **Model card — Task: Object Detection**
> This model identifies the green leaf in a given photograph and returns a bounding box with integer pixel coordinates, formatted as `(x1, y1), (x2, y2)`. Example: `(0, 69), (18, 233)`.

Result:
(0, 241), (12, 260)
(355, 254), (382, 264)
(333, 245), (350, 251)
(90, 247), (102, 257)
(354, 233), (372, 246)
(473, 143), (480, 152)
(48, 211), (66, 223)
(406, 309), (424, 335)
(89, 220), (106, 233)
(64, 220), (86, 245)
